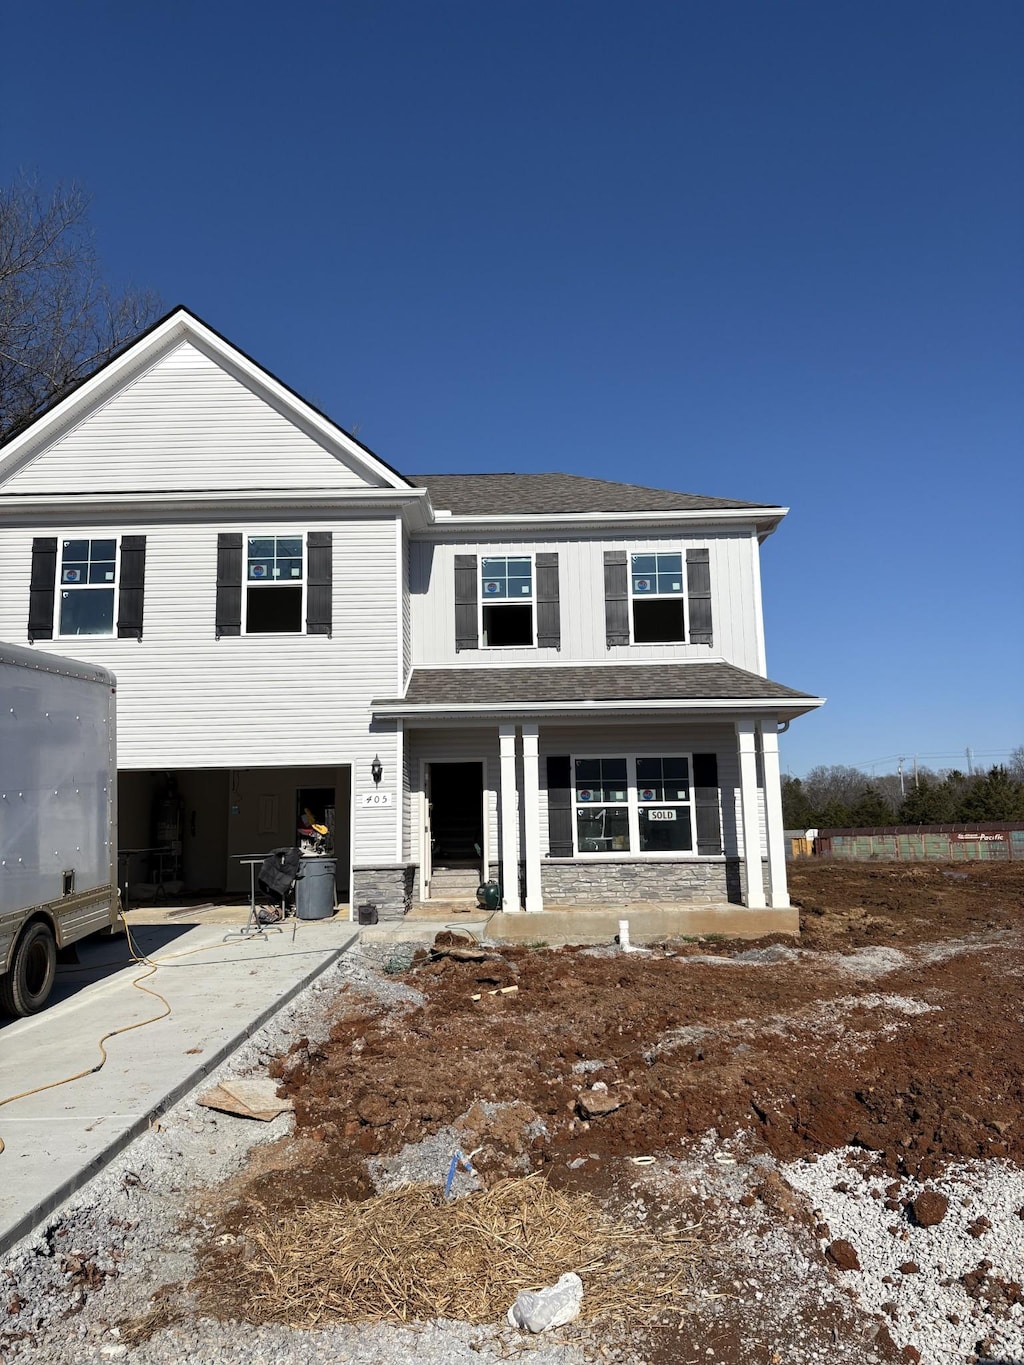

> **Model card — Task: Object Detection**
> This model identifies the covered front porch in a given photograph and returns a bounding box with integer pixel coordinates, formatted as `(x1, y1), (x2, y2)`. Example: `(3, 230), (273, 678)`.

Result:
(405, 717), (792, 916)
(377, 662), (824, 925)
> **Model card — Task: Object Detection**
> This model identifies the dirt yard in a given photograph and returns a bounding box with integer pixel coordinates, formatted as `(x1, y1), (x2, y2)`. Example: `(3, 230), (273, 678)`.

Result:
(4, 860), (1023, 1365)
(178, 860), (1024, 1364)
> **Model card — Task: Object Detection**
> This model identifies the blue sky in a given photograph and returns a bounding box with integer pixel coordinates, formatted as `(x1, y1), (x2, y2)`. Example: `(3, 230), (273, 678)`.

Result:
(3, 1), (1021, 777)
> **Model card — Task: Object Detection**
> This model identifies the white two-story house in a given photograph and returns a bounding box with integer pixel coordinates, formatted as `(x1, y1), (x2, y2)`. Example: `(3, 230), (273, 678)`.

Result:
(0, 308), (823, 925)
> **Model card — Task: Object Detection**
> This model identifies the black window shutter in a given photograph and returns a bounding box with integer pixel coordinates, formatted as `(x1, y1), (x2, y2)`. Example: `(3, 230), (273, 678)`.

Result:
(546, 755), (573, 857)
(27, 537), (57, 642)
(306, 532), (333, 636)
(117, 535), (147, 640)
(693, 752), (723, 855)
(454, 554), (478, 651)
(535, 552), (560, 649)
(604, 550), (629, 646)
(215, 533), (243, 638)
(686, 548), (713, 645)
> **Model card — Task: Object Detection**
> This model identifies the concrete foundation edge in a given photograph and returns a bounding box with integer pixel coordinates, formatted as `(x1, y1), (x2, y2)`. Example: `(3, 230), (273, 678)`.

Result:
(0, 931), (359, 1259)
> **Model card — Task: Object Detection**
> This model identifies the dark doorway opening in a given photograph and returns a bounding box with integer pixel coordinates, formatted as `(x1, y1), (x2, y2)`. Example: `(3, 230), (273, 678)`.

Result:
(297, 786), (336, 853)
(428, 762), (484, 865)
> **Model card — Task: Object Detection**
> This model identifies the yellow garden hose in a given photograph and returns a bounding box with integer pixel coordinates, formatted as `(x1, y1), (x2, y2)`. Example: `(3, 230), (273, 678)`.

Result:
(0, 909), (317, 1158)
(0, 913), (173, 1156)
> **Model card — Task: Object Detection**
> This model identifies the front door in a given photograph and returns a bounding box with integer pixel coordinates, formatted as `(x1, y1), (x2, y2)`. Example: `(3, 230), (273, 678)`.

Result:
(423, 761), (484, 899)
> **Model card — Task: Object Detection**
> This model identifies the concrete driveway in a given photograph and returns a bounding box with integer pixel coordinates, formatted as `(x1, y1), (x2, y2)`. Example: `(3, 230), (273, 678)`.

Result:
(0, 911), (355, 1255)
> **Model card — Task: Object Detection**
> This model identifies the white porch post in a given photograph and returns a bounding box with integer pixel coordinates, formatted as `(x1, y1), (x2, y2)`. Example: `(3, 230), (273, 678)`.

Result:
(499, 724), (520, 912)
(736, 719), (767, 909)
(760, 719), (790, 909)
(521, 723), (543, 913)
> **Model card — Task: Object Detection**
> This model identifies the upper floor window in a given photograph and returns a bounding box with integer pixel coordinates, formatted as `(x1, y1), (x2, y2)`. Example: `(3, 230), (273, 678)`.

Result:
(245, 535), (304, 633)
(480, 555), (534, 647)
(631, 551), (684, 643)
(58, 538), (118, 636)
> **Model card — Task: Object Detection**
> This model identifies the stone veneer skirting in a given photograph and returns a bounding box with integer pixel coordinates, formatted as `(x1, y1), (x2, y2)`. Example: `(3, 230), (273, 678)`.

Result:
(539, 857), (749, 905)
(351, 864), (415, 921)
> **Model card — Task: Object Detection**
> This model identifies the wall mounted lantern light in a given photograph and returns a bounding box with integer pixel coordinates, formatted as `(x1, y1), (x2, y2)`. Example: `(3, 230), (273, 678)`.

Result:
(371, 755), (383, 787)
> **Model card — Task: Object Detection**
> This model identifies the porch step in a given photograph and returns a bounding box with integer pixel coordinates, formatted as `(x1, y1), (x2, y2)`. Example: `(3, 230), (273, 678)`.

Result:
(427, 865), (483, 898)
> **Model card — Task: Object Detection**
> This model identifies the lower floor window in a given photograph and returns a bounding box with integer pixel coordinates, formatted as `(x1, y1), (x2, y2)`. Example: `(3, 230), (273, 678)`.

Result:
(573, 755), (693, 854)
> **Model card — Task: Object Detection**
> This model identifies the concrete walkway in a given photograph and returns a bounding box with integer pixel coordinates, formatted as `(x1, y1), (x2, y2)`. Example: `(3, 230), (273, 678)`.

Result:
(0, 915), (356, 1256)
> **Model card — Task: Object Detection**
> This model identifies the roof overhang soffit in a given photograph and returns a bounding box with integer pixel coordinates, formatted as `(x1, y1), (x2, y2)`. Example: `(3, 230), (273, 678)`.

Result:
(418, 508), (787, 541)
(371, 697), (826, 724)
(0, 486), (432, 529)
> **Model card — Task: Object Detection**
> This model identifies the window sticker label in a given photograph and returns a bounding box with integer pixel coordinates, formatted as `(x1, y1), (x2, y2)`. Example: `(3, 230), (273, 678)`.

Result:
(648, 809), (677, 821)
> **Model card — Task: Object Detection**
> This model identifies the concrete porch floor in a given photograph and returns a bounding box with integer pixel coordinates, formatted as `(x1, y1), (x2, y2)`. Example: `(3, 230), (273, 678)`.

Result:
(379, 901), (798, 944)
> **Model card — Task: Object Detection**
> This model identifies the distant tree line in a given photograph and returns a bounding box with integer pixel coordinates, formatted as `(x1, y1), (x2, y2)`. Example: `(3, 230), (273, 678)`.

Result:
(782, 747), (1024, 829)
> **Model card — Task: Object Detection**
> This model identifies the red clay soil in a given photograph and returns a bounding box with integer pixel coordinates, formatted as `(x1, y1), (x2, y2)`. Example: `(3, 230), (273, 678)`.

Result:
(196, 861), (1024, 1359)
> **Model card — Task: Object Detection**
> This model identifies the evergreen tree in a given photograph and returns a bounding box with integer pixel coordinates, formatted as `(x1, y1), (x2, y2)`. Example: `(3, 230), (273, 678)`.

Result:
(957, 766), (1024, 822)
(782, 776), (816, 829)
(848, 786), (895, 827)
(899, 779), (960, 825)
(818, 800), (853, 830)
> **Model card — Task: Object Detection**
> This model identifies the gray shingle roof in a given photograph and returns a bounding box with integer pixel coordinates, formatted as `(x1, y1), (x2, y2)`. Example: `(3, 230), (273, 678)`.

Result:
(374, 663), (819, 710)
(406, 473), (776, 516)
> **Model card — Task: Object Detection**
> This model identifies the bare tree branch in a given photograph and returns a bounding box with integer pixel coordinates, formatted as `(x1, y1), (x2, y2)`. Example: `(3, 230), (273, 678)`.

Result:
(0, 174), (162, 442)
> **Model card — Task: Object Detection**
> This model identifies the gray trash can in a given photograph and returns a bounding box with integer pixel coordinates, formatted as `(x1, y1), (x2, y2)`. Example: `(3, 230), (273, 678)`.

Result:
(295, 857), (337, 919)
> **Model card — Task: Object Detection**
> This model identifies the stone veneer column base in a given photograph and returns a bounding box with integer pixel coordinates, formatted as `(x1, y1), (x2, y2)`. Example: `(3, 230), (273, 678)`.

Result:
(540, 858), (763, 906)
(351, 864), (415, 921)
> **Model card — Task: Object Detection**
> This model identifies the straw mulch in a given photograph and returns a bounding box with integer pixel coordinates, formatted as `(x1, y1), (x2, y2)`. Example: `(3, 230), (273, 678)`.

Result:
(232, 1173), (702, 1328)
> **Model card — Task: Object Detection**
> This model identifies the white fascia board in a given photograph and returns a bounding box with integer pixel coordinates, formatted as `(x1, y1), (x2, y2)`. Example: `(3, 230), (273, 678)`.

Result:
(373, 696), (826, 720)
(0, 309), (413, 494)
(0, 486), (432, 526)
(416, 507), (788, 540)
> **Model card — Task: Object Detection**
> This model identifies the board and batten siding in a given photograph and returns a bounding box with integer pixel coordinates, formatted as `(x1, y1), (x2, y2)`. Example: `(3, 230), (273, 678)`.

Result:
(0, 516), (403, 865)
(0, 340), (378, 496)
(409, 531), (764, 671)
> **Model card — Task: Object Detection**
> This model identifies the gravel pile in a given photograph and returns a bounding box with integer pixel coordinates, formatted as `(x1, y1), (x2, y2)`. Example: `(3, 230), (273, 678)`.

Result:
(786, 1147), (1024, 1363)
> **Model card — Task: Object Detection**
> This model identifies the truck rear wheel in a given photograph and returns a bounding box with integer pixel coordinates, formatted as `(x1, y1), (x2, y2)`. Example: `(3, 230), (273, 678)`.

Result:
(0, 921), (57, 1017)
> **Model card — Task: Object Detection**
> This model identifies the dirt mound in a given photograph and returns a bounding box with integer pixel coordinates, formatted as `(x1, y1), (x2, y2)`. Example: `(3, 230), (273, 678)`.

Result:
(789, 859), (1024, 947)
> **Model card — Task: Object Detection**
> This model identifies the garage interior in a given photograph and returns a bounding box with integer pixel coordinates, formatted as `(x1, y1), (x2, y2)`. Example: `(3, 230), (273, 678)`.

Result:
(116, 766), (352, 904)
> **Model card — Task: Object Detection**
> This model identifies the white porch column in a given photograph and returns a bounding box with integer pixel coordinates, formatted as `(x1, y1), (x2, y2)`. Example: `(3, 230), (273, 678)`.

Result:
(521, 723), (543, 913)
(759, 719), (790, 908)
(736, 719), (767, 909)
(498, 724), (520, 912)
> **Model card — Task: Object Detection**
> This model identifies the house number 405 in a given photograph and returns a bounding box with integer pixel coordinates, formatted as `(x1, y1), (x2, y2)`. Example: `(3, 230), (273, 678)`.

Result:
(362, 792), (393, 807)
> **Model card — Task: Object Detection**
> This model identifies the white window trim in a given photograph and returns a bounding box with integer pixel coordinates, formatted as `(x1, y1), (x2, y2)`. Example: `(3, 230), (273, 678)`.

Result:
(241, 530), (308, 636)
(478, 552), (536, 650)
(55, 534), (120, 639)
(628, 549), (688, 646)
(570, 751), (697, 858)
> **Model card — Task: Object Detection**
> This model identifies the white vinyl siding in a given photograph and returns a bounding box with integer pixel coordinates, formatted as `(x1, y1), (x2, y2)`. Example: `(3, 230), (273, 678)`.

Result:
(0, 516), (403, 865)
(410, 531), (764, 671)
(0, 340), (378, 496)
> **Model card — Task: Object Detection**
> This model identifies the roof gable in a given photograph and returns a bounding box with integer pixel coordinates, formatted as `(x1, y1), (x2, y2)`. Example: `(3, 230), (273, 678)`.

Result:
(0, 308), (412, 498)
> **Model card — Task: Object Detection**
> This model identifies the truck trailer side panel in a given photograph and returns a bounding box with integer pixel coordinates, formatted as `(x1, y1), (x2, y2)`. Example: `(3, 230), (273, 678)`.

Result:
(1, 642), (117, 983)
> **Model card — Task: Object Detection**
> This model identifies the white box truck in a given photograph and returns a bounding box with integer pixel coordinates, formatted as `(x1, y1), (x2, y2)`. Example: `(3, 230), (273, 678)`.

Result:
(1, 641), (118, 1015)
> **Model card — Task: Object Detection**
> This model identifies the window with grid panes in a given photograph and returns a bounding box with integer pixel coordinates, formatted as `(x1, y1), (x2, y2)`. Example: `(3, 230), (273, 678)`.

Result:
(480, 556), (534, 647)
(58, 538), (117, 636)
(245, 535), (304, 633)
(630, 551), (685, 642)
